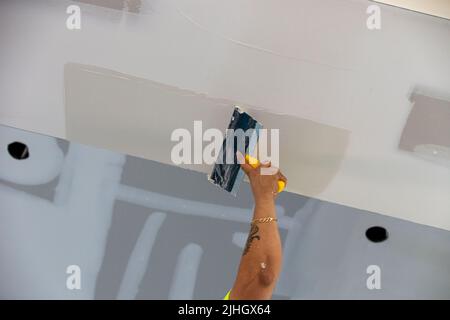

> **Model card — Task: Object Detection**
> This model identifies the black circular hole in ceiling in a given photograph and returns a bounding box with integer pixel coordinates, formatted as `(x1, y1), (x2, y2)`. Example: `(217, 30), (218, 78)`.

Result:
(7, 141), (30, 160)
(366, 226), (388, 243)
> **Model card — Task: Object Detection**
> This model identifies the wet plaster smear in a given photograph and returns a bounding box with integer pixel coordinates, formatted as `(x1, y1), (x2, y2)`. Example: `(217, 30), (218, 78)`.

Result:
(65, 63), (350, 198)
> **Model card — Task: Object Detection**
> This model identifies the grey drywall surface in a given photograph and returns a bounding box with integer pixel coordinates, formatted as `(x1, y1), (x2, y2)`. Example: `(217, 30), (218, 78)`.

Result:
(1, 124), (450, 299)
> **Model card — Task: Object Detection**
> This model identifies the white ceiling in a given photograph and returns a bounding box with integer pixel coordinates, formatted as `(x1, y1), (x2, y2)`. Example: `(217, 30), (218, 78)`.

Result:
(0, 0), (449, 229)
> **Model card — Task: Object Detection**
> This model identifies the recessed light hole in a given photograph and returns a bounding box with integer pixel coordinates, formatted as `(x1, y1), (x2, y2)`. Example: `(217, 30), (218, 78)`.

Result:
(7, 141), (30, 160)
(366, 226), (388, 243)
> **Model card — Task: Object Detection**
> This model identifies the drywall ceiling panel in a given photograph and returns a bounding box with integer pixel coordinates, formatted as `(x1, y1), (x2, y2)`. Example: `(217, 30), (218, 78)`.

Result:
(2, 124), (450, 299)
(0, 0), (450, 229)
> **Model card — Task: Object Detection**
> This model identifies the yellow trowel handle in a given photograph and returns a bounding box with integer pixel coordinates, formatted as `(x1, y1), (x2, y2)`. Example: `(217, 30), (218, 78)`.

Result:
(245, 155), (285, 193)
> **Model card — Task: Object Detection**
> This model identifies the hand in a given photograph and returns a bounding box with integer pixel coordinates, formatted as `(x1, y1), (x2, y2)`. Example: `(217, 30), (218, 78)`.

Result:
(237, 152), (287, 205)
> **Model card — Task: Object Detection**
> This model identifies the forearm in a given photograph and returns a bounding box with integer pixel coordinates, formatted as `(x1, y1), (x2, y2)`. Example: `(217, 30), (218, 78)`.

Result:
(231, 199), (283, 299)
(230, 153), (286, 299)
(246, 199), (282, 262)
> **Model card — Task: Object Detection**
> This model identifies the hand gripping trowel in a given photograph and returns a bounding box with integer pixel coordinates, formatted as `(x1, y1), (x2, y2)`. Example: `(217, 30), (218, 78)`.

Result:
(208, 107), (285, 196)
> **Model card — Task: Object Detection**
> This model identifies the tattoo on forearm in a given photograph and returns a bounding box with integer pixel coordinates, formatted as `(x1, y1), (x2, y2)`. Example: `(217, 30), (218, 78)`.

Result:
(243, 224), (261, 255)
